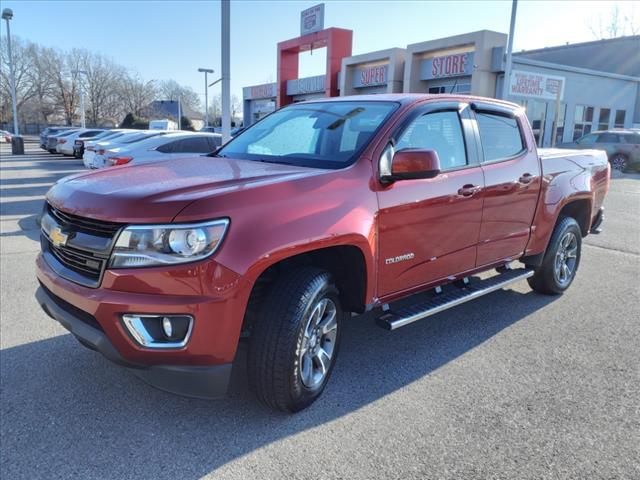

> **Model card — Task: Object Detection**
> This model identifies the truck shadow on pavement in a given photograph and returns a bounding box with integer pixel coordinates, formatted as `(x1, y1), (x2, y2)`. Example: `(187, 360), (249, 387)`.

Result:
(1, 287), (557, 479)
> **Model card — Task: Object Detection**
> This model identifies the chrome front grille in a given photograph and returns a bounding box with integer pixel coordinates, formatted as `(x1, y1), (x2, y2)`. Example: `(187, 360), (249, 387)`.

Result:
(41, 204), (123, 287)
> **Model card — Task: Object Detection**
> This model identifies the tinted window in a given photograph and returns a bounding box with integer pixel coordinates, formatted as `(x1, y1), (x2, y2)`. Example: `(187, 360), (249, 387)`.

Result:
(173, 137), (214, 153)
(79, 130), (102, 138)
(396, 111), (467, 170)
(156, 141), (176, 153)
(578, 133), (598, 145)
(622, 134), (640, 145)
(208, 136), (222, 149)
(218, 101), (398, 169)
(476, 112), (524, 161)
(596, 132), (619, 143)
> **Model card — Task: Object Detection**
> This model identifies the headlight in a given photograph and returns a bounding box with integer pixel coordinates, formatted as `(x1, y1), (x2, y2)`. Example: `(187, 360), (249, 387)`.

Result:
(110, 219), (229, 268)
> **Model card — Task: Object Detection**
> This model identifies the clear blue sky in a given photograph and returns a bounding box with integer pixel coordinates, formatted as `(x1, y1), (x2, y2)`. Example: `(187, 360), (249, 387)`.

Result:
(1, 0), (636, 107)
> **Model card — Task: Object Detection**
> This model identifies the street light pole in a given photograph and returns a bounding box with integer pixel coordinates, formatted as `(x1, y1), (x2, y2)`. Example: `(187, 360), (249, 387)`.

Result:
(221, 0), (231, 143)
(2, 8), (19, 136)
(72, 70), (88, 128)
(198, 68), (214, 128)
(501, 0), (518, 100)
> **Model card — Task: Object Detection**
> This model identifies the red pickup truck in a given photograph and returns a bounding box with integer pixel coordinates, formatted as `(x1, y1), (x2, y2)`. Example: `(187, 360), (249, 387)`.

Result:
(36, 95), (609, 412)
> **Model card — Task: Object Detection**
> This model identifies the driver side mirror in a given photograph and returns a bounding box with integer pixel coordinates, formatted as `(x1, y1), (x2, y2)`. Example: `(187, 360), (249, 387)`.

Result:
(382, 148), (441, 182)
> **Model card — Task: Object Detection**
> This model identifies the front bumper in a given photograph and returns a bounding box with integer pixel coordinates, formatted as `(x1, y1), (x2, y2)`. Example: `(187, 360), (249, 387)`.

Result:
(35, 251), (250, 399)
(36, 284), (232, 399)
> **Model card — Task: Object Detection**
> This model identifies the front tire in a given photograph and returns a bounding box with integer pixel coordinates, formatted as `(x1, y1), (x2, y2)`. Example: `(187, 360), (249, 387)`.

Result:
(247, 267), (343, 412)
(528, 216), (582, 295)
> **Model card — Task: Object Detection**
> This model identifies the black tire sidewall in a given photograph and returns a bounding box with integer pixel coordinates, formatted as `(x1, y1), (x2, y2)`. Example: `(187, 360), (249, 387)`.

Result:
(539, 217), (582, 294)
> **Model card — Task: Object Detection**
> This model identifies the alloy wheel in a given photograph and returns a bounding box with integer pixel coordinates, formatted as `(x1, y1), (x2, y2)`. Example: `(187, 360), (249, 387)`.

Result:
(554, 231), (578, 287)
(299, 297), (338, 389)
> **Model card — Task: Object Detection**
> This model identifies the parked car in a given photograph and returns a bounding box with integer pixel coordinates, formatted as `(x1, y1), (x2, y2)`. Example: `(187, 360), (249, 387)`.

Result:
(0, 129), (12, 143)
(558, 129), (640, 172)
(56, 129), (105, 156)
(199, 126), (217, 133)
(36, 95), (609, 412)
(46, 129), (80, 153)
(73, 129), (126, 159)
(149, 119), (178, 130)
(86, 130), (168, 169)
(82, 130), (141, 167)
(104, 132), (222, 167)
(40, 127), (76, 150)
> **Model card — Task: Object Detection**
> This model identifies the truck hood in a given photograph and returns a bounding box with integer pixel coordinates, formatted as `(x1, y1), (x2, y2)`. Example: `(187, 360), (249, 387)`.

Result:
(47, 156), (324, 223)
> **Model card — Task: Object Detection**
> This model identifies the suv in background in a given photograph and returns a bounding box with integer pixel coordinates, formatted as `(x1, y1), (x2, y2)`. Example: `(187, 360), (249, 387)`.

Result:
(560, 130), (640, 172)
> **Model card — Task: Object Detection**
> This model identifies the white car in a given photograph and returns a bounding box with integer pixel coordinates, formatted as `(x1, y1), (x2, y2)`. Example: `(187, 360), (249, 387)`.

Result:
(103, 132), (221, 168)
(82, 130), (137, 167)
(87, 130), (169, 169)
(56, 128), (105, 155)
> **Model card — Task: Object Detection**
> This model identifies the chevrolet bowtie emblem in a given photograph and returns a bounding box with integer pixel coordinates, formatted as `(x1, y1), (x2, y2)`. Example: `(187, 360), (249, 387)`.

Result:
(49, 228), (69, 247)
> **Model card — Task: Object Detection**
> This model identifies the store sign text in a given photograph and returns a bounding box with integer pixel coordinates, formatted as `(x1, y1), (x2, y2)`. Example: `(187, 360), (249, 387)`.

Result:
(300, 4), (324, 36)
(508, 70), (565, 101)
(287, 75), (326, 95)
(353, 64), (389, 88)
(420, 52), (474, 80)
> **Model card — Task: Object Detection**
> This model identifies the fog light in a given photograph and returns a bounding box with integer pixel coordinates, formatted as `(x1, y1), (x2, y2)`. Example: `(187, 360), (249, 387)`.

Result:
(162, 317), (173, 338)
(122, 314), (193, 349)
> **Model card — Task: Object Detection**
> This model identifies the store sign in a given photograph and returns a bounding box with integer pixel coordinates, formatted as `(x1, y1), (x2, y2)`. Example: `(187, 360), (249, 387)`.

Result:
(508, 70), (565, 101)
(243, 83), (277, 100)
(353, 64), (389, 88)
(300, 4), (324, 36)
(287, 75), (326, 95)
(420, 52), (474, 80)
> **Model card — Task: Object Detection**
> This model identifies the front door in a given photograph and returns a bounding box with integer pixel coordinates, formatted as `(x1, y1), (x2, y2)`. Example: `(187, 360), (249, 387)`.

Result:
(473, 106), (542, 267)
(376, 104), (485, 298)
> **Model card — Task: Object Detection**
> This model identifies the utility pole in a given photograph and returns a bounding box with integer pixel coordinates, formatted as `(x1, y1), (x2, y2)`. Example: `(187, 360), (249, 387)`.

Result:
(198, 68), (215, 128)
(3, 9), (19, 136)
(502, 0), (518, 100)
(72, 70), (88, 128)
(221, 0), (231, 143)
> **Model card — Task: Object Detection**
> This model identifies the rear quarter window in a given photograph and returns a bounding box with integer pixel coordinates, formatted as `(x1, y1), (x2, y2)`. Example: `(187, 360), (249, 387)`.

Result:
(476, 112), (525, 162)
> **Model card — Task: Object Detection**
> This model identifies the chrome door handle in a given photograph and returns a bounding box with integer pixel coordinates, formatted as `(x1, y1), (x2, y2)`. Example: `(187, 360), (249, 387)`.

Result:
(519, 173), (534, 184)
(458, 184), (482, 197)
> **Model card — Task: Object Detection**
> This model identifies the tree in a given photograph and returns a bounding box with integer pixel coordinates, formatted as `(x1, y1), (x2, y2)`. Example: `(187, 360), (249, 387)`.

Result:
(589, 5), (639, 39)
(120, 73), (156, 117)
(0, 35), (38, 125)
(158, 79), (201, 113)
(180, 115), (195, 131)
(120, 112), (148, 129)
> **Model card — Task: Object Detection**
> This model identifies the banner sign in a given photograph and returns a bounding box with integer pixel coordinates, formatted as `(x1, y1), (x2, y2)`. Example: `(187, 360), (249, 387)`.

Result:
(287, 75), (326, 95)
(508, 70), (565, 101)
(353, 64), (389, 88)
(243, 83), (277, 100)
(420, 52), (474, 80)
(300, 4), (324, 36)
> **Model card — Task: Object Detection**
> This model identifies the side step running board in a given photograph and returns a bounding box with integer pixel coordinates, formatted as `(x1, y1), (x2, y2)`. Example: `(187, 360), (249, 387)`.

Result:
(376, 268), (534, 331)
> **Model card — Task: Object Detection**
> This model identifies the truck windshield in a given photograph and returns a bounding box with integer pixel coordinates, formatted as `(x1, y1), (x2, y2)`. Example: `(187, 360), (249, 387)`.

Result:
(215, 101), (398, 169)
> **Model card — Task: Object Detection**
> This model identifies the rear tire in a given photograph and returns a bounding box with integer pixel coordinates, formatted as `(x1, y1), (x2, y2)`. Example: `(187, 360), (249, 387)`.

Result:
(247, 267), (343, 412)
(610, 153), (629, 172)
(528, 216), (582, 295)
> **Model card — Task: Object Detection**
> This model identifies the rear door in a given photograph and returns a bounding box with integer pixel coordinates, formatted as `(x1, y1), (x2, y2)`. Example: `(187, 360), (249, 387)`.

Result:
(376, 102), (485, 297)
(473, 104), (542, 267)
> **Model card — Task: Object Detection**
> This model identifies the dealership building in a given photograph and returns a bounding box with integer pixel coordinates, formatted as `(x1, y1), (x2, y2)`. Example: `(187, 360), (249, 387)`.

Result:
(243, 27), (640, 147)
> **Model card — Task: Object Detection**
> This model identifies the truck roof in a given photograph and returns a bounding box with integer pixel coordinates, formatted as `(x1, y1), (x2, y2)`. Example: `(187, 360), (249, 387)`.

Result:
(297, 93), (523, 110)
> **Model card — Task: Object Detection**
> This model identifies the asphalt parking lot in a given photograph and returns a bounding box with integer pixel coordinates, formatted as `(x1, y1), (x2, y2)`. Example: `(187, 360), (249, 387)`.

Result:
(1, 141), (639, 479)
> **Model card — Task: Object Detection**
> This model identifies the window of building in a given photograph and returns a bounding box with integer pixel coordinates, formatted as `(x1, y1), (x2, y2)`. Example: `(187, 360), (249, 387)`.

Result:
(476, 112), (525, 161)
(597, 108), (611, 131)
(554, 103), (567, 145)
(614, 110), (626, 128)
(573, 105), (594, 140)
(427, 84), (471, 95)
(396, 111), (467, 170)
(523, 100), (548, 147)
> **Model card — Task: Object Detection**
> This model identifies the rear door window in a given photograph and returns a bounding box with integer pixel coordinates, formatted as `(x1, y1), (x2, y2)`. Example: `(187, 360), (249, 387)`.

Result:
(476, 112), (524, 162)
(621, 134), (640, 145)
(172, 137), (215, 153)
